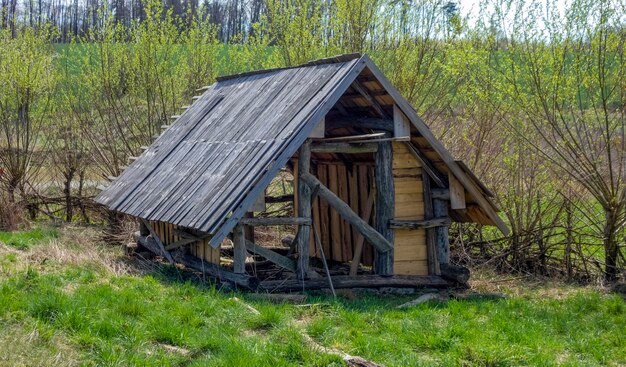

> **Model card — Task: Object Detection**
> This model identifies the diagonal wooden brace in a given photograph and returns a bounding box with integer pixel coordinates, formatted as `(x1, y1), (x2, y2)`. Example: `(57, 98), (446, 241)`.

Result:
(299, 172), (393, 253)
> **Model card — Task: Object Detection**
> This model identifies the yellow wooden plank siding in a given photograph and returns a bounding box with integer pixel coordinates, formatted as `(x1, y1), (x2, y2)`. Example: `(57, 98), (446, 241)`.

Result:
(152, 221), (220, 265)
(392, 142), (428, 275)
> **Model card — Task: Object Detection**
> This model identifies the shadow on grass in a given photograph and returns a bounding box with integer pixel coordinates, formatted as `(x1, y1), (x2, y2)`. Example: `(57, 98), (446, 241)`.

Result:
(115, 253), (507, 313)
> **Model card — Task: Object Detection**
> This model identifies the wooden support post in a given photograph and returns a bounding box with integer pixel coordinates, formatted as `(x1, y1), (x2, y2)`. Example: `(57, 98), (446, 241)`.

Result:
(374, 140), (394, 275)
(243, 212), (255, 243)
(422, 173), (441, 275)
(296, 140), (312, 279)
(433, 199), (450, 264)
(233, 224), (247, 274)
(300, 173), (393, 252)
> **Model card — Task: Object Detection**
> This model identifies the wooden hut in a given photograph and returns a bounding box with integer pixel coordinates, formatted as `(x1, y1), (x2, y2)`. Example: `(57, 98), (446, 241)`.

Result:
(96, 54), (508, 291)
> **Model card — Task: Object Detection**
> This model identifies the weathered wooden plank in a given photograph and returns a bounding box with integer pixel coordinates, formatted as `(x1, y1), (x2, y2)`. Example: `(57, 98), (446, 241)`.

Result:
(311, 165), (322, 256)
(208, 58), (368, 245)
(394, 202), (425, 218)
(389, 218), (451, 229)
(374, 140), (394, 275)
(176, 253), (258, 290)
(394, 244), (428, 262)
(239, 217), (312, 226)
(432, 188), (450, 200)
(141, 220), (175, 264)
(313, 132), (386, 142)
(310, 142), (378, 154)
(394, 192), (425, 203)
(351, 80), (389, 118)
(233, 224), (247, 274)
(348, 166), (360, 256)
(449, 173), (466, 210)
(422, 172), (440, 276)
(394, 260), (429, 275)
(164, 237), (198, 251)
(300, 173), (393, 253)
(328, 164), (342, 260)
(260, 275), (450, 292)
(434, 199), (450, 264)
(318, 165), (331, 258)
(393, 153), (421, 169)
(309, 117), (325, 138)
(296, 140), (312, 279)
(349, 190), (375, 276)
(327, 117), (393, 131)
(393, 104), (411, 138)
(338, 165), (352, 261)
(244, 240), (296, 272)
(405, 142), (446, 188)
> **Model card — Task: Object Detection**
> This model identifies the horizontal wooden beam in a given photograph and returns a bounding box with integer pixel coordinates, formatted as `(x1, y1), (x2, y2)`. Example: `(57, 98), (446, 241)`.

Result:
(432, 188), (450, 200)
(245, 240), (296, 272)
(176, 253), (259, 290)
(300, 172), (393, 252)
(312, 132), (386, 142)
(389, 217), (451, 229)
(265, 194), (294, 203)
(310, 142), (378, 154)
(260, 275), (451, 292)
(239, 217), (311, 226)
(327, 117), (393, 131)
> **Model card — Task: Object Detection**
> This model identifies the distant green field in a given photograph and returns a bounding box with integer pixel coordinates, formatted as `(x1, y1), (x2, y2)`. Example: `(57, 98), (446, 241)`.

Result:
(0, 225), (624, 366)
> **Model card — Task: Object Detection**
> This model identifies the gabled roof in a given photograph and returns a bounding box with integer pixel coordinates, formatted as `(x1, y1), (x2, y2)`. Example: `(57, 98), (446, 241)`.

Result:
(96, 54), (508, 248)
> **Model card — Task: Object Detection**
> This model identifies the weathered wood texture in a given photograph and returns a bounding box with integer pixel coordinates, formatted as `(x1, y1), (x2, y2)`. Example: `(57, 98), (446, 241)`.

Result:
(97, 56), (368, 248)
(239, 217), (311, 226)
(297, 163), (376, 265)
(423, 171), (441, 275)
(245, 240), (296, 272)
(260, 275), (451, 292)
(149, 221), (221, 265)
(233, 224), (247, 274)
(433, 199), (450, 264)
(176, 253), (258, 290)
(391, 142), (428, 275)
(300, 172), (393, 253)
(296, 141), (312, 279)
(374, 140), (394, 275)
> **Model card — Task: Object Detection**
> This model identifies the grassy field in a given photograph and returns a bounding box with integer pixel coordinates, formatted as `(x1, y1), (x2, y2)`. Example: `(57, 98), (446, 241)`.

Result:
(0, 225), (624, 366)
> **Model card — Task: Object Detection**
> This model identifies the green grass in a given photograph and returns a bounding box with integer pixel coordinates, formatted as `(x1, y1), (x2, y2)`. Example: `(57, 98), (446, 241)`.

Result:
(0, 226), (625, 366)
(0, 227), (59, 250)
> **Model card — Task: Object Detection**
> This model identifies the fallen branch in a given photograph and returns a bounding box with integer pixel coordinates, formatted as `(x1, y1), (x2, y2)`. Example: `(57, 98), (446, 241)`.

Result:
(231, 296), (260, 315)
(302, 333), (384, 367)
(396, 293), (445, 309)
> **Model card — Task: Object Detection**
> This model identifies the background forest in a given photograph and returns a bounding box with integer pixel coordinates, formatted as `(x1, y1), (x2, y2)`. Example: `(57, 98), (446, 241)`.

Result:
(0, 0), (625, 283)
